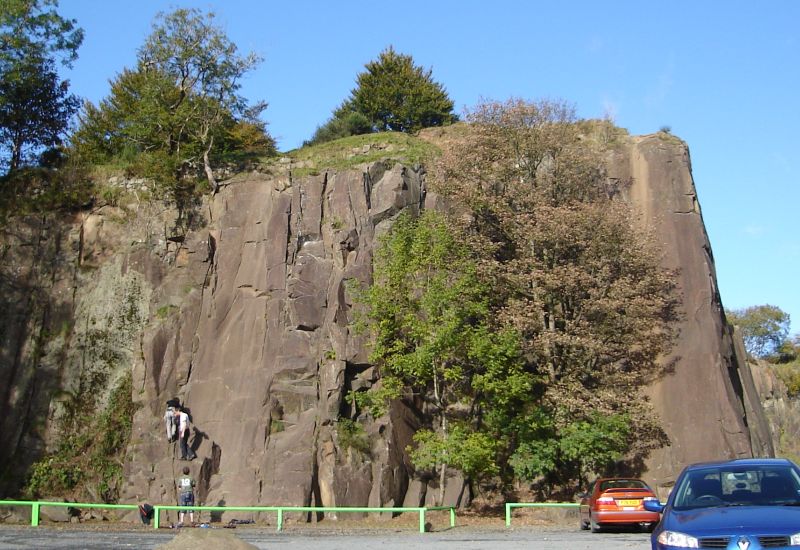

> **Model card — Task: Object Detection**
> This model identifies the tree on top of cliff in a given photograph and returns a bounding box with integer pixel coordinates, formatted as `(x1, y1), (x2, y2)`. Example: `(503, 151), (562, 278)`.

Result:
(71, 8), (274, 194)
(306, 47), (457, 145)
(727, 304), (790, 358)
(0, 0), (83, 173)
(429, 98), (679, 489)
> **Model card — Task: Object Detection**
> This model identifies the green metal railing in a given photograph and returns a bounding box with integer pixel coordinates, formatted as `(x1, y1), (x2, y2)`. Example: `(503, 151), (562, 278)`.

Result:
(504, 502), (578, 527)
(0, 500), (456, 533)
(0, 500), (139, 527)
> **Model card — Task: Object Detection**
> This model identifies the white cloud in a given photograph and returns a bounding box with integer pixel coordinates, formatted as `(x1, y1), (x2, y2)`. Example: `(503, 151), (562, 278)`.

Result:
(587, 36), (605, 53)
(602, 98), (619, 123)
(644, 57), (675, 109)
(743, 224), (765, 237)
(770, 152), (793, 173)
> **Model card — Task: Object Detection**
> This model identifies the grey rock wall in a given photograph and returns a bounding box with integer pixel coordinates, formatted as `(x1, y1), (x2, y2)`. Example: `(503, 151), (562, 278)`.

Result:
(0, 132), (775, 509)
(750, 360), (800, 461)
(605, 134), (772, 492)
(122, 164), (431, 515)
(0, 203), (174, 495)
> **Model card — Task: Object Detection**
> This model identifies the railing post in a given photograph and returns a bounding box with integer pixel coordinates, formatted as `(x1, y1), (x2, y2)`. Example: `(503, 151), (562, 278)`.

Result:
(31, 502), (39, 527)
(276, 508), (283, 532)
(505, 502), (511, 527)
(449, 506), (455, 528)
(153, 506), (160, 530)
(419, 508), (426, 533)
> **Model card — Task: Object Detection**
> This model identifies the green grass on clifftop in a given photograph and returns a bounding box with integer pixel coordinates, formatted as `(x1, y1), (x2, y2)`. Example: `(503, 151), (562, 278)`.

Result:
(282, 132), (441, 177)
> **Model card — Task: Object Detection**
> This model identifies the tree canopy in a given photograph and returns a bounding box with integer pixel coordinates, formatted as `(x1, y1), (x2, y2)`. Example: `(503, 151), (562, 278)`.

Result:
(727, 304), (791, 358)
(431, 98), (679, 487)
(307, 47), (456, 145)
(354, 210), (527, 503)
(71, 8), (273, 193)
(357, 98), (680, 493)
(0, 0), (83, 173)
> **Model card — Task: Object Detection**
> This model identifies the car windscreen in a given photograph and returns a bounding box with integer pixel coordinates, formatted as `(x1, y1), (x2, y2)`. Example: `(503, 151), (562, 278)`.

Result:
(672, 465), (800, 509)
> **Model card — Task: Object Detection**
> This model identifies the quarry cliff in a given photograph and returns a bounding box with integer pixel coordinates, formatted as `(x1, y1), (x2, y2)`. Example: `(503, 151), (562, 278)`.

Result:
(0, 130), (775, 511)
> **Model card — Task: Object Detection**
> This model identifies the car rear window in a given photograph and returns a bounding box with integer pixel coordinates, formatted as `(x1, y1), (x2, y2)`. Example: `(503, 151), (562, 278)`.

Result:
(599, 479), (648, 491)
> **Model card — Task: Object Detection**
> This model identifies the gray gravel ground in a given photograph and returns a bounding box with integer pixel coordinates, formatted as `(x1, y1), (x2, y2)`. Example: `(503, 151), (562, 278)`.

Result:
(0, 524), (653, 549)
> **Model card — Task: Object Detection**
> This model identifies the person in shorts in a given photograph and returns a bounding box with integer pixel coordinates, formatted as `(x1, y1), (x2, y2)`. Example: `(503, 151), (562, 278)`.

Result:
(177, 466), (195, 527)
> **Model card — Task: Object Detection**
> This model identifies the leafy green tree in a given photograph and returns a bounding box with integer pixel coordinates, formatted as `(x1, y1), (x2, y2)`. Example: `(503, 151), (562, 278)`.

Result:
(354, 210), (528, 503)
(309, 47), (456, 145)
(0, 52), (79, 172)
(72, 8), (272, 193)
(777, 335), (800, 363)
(138, 8), (267, 191)
(510, 412), (631, 488)
(0, 0), (83, 172)
(345, 47), (456, 133)
(727, 304), (790, 358)
(0, 0), (82, 64)
(305, 110), (372, 146)
(73, 67), (176, 166)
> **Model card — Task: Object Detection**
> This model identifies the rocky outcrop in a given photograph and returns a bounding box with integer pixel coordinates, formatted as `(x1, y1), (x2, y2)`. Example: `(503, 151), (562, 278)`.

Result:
(0, 131), (775, 509)
(750, 360), (800, 461)
(123, 164), (430, 515)
(0, 202), (178, 494)
(605, 134), (773, 492)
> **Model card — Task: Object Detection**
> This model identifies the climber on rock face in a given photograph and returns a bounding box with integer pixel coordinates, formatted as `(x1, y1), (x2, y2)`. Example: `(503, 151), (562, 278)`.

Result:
(174, 407), (196, 460)
(164, 399), (180, 442)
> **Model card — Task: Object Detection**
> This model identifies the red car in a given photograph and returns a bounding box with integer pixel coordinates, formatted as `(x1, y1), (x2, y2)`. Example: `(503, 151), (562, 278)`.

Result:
(579, 478), (660, 532)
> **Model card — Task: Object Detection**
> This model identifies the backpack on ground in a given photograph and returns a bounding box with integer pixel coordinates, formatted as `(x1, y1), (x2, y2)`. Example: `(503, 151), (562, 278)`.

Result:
(138, 503), (154, 525)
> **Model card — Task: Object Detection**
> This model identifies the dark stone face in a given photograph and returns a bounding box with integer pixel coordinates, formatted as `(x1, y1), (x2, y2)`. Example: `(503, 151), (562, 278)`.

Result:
(0, 137), (771, 508)
(124, 165), (429, 510)
(604, 135), (772, 492)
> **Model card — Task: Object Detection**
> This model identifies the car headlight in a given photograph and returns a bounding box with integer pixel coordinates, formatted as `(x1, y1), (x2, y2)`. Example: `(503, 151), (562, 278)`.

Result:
(657, 530), (699, 548)
(791, 532), (800, 545)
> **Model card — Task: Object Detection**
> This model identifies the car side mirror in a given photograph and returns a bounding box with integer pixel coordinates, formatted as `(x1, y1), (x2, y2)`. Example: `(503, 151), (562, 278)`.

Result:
(643, 499), (665, 513)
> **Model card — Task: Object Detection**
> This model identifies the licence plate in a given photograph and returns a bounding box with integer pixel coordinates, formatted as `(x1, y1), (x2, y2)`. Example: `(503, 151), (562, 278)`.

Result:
(617, 499), (640, 506)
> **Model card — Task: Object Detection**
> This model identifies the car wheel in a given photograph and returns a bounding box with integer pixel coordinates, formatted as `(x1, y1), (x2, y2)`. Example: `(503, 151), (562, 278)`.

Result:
(590, 514), (602, 533)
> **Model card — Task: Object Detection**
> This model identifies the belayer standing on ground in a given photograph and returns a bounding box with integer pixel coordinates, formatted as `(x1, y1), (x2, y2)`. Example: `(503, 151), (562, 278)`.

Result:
(174, 407), (196, 460)
(176, 466), (195, 527)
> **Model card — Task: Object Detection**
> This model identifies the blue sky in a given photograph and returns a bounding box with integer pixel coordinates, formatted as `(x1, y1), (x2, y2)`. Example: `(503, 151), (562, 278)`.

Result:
(58, 0), (800, 335)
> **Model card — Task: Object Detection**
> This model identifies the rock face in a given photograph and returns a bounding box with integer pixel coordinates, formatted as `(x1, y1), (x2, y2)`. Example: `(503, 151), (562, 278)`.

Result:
(606, 134), (773, 491)
(0, 132), (775, 508)
(0, 204), (168, 494)
(750, 360), (800, 462)
(123, 164), (428, 514)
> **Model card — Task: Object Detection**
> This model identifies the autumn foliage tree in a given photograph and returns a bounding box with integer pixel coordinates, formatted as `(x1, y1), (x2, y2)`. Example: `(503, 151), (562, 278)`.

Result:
(355, 99), (679, 495)
(424, 98), (680, 487)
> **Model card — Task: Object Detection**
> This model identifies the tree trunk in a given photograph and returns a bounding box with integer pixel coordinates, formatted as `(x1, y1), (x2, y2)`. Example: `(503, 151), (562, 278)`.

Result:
(433, 369), (448, 506)
(437, 412), (449, 505)
(9, 134), (23, 173)
(203, 136), (218, 194)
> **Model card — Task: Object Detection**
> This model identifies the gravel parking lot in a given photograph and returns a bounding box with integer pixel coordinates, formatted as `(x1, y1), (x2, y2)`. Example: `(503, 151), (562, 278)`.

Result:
(0, 524), (652, 549)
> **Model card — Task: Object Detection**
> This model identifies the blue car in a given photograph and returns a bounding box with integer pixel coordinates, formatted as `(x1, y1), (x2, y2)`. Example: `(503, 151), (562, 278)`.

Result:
(644, 458), (800, 549)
